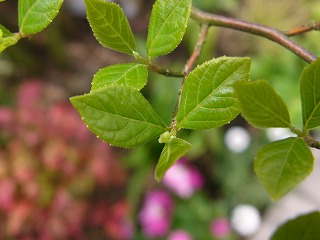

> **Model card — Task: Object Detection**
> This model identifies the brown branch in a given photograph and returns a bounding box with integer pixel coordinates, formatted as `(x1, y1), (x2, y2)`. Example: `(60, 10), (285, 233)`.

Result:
(191, 7), (317, 63)
(285, 21), (320, 37)
(183, 23), (209, 76)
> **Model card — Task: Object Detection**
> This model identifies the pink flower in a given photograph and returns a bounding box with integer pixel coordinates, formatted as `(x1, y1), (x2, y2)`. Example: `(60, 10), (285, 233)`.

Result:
(210, 218), (231, 238)
(138, 190), (173, 237)
(163, 160), (203, 198)
(168, 230), (192, 240)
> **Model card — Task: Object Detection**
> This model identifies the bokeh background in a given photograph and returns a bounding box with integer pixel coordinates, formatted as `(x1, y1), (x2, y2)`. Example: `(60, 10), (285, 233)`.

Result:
(1, 0), (320, 239)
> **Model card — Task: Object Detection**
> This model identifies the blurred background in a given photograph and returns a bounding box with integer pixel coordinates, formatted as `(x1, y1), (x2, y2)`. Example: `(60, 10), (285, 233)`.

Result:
(0, 0), (319, 239)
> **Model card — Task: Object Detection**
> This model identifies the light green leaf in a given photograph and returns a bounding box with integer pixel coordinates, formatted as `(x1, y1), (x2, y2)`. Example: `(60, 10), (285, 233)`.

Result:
(155, 137), (192, 181)
(301, 58), (320, 130)
(0, 25), (20, 53)
(91, 63), (147, 92)
(84, 0), (136, 55)
(254, 137), (313, 200)
(175, 57), (250, 130)
(70, 85), (168, 148)
(272, 212), (320, 240)
(147, 0), (192, 58)
(234, 80), (291, 128)
(18, 0), (63, 34)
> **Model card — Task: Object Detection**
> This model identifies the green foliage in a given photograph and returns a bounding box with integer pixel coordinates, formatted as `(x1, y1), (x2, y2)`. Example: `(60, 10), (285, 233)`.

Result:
(18, 0), (63, 34)
(234, 80), (291, 128)
(2, 0), (320, 237)
(91, 63), (148, 91)
(300, 58), (320, 131)
(155, 137), (192, 181)
(84, 0), (136, 55)
(175, 57), (250, 130)
(147, 0), (192, 58)
(70, 85), (168, 148)
(254, 137), (313, 200)
(272, 212), (320, 240)
(0, 24), (20, 52)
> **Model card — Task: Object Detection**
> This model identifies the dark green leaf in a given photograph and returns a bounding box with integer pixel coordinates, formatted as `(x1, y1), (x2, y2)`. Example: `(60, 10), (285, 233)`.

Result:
(175, 57), (250, 130)
(155, 137), (192, 181)
(272, 212), (320, 240)
(147, 0), (192, 58)
(91, 63), (147, 91)
(70, 85), (168, 148)
(18, 0), (63, 34)
(254, 137), (313, 200)
(234, 80), (291, 128)
(84, 0), (136, 55)
(301, 58), (320, 130)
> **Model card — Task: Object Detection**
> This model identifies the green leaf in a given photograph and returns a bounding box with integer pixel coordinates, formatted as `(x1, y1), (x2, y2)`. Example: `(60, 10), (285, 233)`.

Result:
(0, 25), (20, 53)
(18, 0), (63, 34)
(254, 137), (313, 200)
(146, 0), (192, 58)
(155, 137), (192, 181)
(175, 57), (250, 130)
(91, 63), (147, 92)
(272, 212), (320, 240)
(301, 58), (320, 130)
(70, 85), (168, 148)
(234, 80), (291, 128)
(84, 0), (136, 55)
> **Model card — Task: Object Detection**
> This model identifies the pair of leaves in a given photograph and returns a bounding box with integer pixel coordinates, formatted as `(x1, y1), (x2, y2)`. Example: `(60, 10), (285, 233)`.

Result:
(233, 65), (320, 199)
(84, 0), (192, 58)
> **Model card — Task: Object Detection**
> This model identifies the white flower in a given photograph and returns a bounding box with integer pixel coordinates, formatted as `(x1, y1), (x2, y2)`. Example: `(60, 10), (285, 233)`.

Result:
(224, 126), (251, 153)
(231, 204), (261, 237)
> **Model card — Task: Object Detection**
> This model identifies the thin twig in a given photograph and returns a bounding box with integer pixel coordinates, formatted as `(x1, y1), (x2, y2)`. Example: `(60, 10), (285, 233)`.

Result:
(285, 21), (320, 37)
(191, 7), (317, 63)
(183, 23), (210, 76)
(147, 62), (184, 78)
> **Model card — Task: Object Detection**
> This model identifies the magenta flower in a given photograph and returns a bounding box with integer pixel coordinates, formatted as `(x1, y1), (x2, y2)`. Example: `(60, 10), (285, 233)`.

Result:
(168, 230), (192, 240)
(138, 190), (173, 238)
(210, 218), (231, 238)
(163, 159), (203, 198)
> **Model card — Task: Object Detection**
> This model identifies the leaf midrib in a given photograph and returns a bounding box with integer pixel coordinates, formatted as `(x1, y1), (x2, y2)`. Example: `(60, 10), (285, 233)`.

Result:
(77, 98), (166, 130)
(273, 138), (297, 196)
(303, 76), (320, 129)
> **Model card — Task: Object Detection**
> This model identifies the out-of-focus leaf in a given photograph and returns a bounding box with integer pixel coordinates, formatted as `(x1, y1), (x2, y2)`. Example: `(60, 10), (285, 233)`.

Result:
(272, 212), (320, 240)
(234, 80), (291, 128)
(254, 137), (313, 200)
(300, 58), (320, 130)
